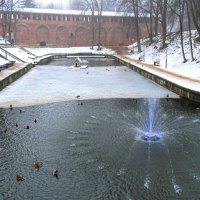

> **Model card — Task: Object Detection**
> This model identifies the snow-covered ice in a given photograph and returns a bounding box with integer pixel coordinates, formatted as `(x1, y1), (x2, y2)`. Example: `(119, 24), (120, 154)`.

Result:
(0, 65), (178, 108)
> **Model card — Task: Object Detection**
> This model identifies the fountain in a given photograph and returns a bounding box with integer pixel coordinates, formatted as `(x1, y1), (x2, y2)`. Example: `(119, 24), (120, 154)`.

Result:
(142, 98), (160, 142)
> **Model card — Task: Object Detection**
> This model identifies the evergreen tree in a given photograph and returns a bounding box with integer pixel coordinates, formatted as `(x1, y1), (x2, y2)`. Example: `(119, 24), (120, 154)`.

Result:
(20, 0), (36, 8)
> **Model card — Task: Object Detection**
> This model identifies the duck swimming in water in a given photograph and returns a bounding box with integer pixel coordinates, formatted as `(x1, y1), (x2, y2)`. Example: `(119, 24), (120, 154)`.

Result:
(16, 174), (25, 182)
(32, 161), (42, 169)
(52, 169), (59, 177)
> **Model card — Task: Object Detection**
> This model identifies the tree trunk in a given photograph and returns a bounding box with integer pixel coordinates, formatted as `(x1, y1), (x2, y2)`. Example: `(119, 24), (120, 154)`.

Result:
(188, 0), (200, 38)
(97, 0), (103, 50)
(91, 9), (95, 49)
(134, 0), (141, 52)
(161, 0), (167, 48)
(149, 0), (153, 43)
(154, 0), (159, 35)
(186, 1), (194, 61)
(179, 0), (187, 62)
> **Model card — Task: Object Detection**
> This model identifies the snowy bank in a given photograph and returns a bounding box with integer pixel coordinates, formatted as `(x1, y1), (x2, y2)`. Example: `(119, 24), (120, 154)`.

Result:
(27, 46), (115, 57)
(128, 31), (200, 80)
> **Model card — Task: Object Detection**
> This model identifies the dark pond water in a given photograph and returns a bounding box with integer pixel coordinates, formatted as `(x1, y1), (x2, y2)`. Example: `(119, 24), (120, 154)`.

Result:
(0, 99), (200, 199)
(50, 57), (122, 67)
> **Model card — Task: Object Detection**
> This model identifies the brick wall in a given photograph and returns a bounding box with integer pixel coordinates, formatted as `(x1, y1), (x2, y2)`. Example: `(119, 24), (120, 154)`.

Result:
(0, 11), (150, 47)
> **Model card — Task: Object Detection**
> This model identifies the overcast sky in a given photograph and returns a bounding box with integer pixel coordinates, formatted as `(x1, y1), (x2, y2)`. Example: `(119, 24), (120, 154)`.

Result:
(35, 0), (70, 8)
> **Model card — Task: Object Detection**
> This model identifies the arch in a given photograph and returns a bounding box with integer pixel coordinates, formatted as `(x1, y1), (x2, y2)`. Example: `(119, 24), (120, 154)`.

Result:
(16, 24), (30, 44)
(56, 26), (68, 45)
(75, 27), (90, 46)
(110, 27), (124, 46)
(36, 25), (50, 45)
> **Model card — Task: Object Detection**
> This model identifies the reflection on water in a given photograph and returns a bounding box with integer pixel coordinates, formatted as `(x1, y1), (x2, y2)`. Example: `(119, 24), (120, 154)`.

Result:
(49, 57), (122, 67)
(0, 99), (200, 199)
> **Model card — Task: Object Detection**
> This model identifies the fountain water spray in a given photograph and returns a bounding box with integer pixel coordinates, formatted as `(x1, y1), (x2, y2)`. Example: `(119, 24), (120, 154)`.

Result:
(142, 98), (160, 142)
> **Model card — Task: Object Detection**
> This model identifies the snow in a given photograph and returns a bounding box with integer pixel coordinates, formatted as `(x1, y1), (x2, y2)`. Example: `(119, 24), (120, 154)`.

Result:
(0, 46), (114, 67)
(68, 65), (88, 69)
(0, 37), (8, 44)
(0, 64), (29, 81)
(19, 8), (140, 17)
(0, 57), (9, 66)
(0, 32), (199, 107)
(128, 31), (200, 80)
(0, 65), (178, 108)
(6, 47), (36, 63)
(26, 46), (114, 57)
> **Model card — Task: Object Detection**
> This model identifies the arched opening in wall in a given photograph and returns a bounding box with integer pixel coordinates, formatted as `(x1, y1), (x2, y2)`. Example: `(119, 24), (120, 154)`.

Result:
(110, 27), (124, 46)
(36, 25), (50, 45)
(94, 28), (107, 46)
(75, 27), (90, 46)
(16, 24), (30, 45)
(56, 26), (68, 46)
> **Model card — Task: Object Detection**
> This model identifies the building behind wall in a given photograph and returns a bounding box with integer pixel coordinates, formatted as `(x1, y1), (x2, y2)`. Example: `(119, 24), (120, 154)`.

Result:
(0, 8), (151, 47)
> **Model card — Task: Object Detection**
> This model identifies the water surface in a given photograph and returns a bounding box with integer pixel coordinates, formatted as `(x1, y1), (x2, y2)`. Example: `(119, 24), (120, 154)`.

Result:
(0, 99), (200, 199)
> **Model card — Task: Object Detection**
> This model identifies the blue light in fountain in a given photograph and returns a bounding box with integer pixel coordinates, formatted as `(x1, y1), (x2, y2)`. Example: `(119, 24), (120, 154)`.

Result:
(142, 99), (160, 142)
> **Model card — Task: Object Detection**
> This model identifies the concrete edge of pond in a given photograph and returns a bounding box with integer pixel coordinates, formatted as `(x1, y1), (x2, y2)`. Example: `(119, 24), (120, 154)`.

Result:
(0, 53), (200, 105)
(0, 63), (33, 91)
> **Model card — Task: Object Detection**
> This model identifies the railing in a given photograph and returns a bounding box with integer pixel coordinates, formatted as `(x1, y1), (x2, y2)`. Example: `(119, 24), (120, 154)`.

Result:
(0, 46), (25, 63)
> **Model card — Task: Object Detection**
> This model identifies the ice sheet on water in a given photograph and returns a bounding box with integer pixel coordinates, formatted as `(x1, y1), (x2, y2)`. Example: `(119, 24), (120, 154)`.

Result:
(0, 65), (178, 108)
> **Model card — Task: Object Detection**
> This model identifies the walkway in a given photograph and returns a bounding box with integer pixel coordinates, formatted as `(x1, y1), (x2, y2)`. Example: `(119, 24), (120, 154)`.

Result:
(111, 46), (200, 92)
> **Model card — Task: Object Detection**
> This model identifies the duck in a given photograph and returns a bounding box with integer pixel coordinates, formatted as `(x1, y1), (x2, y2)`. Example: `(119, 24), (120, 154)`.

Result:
(25, 125), (29, 129)
(32, 161), (42, 169)
(76, 95), (80, 99)
(52, 169), (59, 177)
(10, 104), (13, 111)
(34, 119), (37, 123)
(16, 123), (18, 127)
(4, 128), (9, 133)
(16, 174), (25, 182)
(19, 109), (25, 113)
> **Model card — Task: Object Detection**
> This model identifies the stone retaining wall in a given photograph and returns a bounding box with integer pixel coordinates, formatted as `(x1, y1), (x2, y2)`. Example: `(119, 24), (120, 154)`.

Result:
(0, 64), (33, 91)
(113, 56), (200, 104)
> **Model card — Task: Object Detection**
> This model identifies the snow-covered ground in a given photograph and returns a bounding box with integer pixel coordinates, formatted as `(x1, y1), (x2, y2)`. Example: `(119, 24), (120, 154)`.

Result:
(0, 65), (178, 108)
(0, 35), (199, 105)
(0, 46), (114, 66)
(0, 57), (9, 66)
(128, 31), (200, 80)
(27, 46), (114, 57)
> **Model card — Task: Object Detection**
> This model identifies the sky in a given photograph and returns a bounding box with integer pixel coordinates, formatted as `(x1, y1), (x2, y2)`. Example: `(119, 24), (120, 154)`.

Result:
(35, 0), (70, 8)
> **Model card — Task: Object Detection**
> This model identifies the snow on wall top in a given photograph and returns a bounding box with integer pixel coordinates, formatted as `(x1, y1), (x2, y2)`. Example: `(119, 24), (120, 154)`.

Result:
(17, 8), (149, 18)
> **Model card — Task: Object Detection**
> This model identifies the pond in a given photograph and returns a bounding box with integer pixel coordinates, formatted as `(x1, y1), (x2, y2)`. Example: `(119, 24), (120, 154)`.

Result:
(0, 99), (200, 199)
(0, 58), (199, 199)
(0, 57), (178, 108)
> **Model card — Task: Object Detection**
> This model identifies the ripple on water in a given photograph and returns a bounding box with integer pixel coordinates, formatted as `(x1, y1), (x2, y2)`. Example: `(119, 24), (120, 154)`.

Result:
(0, 99), (199, 199)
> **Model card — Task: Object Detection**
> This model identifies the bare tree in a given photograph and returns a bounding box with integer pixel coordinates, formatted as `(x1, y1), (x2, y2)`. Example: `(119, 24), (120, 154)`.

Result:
(80, 0), (104, 50)
(167, 0), (187, 62)
(186, 0), (194, 60)
(187, 0), (200, 40)
(117, 0), (142, 52)
(94, 0), (104, 50)
(1, 0), (20, 43)
(83, 0), (96, 48)
(0, 0), (5, 6)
